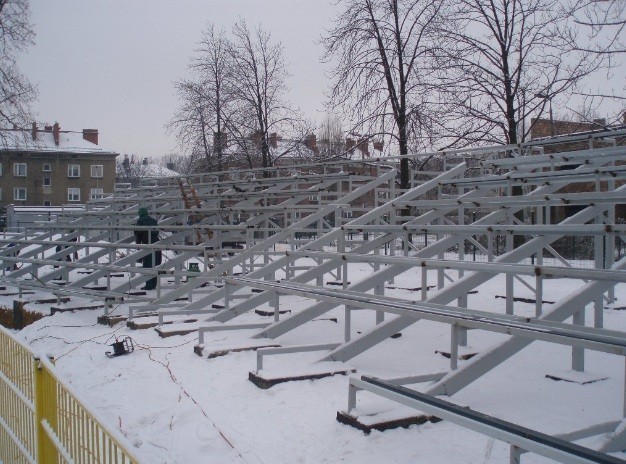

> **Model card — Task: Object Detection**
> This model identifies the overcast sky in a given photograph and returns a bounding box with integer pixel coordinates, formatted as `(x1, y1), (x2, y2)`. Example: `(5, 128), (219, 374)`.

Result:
(19, 1), (337, 157)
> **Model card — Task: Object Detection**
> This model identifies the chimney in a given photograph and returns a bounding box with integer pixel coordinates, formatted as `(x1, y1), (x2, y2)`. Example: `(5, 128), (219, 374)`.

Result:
(357, 138), (369, 158)
(213, 131), (227, 152)
(373, 140), (384, 152)
(52, 122), (60, 146)
(82, 129), (99, 145)
(251, 131), (263, 149)
(345, 138), (356, 154)
(31, 122), (37, 141)
(269, 132), (278, 148)
(304, 134), (319, 154)
(592, 118), (607, 128)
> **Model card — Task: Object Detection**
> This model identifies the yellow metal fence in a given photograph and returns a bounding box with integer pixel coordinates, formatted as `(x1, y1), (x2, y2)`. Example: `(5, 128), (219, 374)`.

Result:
(0, 326), (140, 464)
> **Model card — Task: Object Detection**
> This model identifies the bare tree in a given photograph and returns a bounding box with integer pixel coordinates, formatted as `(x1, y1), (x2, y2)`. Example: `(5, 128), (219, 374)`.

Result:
(317, 114), (345, 159)
(563, 1), (625, 120)
(116, 155), (183, 186)
(323, 0), (449, 189)
(166, 80), (213, 167)
(440, 0), (608, 145)
(568, 0), (625, 55)
(170, 20), (306, 172)
(166, 25), (230, 171)
(0, 0), (36, 133)
(227, 20), (302, 170)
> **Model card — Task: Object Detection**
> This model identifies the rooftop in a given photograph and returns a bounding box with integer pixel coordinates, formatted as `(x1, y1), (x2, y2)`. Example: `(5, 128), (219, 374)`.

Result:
(0, 123), (117, 155)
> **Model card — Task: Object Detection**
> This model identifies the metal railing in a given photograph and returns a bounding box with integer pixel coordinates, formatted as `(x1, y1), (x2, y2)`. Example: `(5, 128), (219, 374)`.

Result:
(0, 325), (140, 464)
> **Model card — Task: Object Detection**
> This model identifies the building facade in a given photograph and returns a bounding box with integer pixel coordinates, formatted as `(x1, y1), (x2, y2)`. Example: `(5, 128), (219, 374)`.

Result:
(0, 123), (118, 208)
(530, 114), (626, 224)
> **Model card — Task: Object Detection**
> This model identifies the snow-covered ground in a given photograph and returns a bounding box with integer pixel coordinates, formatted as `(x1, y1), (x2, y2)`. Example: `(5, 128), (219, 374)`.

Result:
(4, 262), (626, 464)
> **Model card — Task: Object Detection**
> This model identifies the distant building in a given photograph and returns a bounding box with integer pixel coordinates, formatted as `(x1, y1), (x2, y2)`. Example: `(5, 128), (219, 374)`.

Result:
(530, 112), (626, 223)
(530, 113), (626, 151)
(0, 122), (118, 208)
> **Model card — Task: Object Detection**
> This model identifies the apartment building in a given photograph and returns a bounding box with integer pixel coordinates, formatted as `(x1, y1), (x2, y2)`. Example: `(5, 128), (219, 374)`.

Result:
(0, 122), (118, 208)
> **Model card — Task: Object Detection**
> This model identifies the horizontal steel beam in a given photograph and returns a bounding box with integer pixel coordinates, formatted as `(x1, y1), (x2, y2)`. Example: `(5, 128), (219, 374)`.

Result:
(228, 277), (626, 356)
(287, 251), (626, 282)
(351, 376), (623, 464)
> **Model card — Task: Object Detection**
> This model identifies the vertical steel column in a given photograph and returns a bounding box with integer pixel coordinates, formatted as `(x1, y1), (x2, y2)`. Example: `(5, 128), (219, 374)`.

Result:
(607, 159), (616, 304)
(457, 205), (468, 346)
(344, 305), (352, 342)
(106, 247), (112, 291)
(594, 173), (605, 328)
(450, 324), (459, 370)
(389, 179), (396, 286)
(336, 210), (343, 281)
(535, 205), (544, 317)
(224, 281), (231, 309)
(273, 292), (280, 322)
(437, 184), (444, 290)
(509, 445), (522, 464)
(347, 380), (358, 412)
(623, 357), (626, 418)
(505, 211), (514, 315)
(572, 307), (585, 372)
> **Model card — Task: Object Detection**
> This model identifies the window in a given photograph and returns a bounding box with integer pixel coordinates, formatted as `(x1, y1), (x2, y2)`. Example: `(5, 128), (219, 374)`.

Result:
(42, 163), (51, 172)
(43, 177), (51, 187)
(90, 188), (104, 200)
(43, 201), (51, 207)
(67, 188), (80, 202)
(68, 164), (80, 178)
(13, 163), (27, 177)
(90, 165), (104, 178)
(14, 188), (27, 201)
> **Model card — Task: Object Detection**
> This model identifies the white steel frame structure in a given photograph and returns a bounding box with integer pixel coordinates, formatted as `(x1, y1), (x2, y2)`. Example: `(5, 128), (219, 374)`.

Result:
(1, 129), (626, 463)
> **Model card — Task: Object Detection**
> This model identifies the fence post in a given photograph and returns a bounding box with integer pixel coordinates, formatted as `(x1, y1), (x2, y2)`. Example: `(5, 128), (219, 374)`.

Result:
(34, 356), (59, 464)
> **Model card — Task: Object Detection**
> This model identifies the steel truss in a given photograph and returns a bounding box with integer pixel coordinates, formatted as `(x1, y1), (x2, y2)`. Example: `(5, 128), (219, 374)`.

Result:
(2, 131), (626, 462)
(207, 136), (626, 462)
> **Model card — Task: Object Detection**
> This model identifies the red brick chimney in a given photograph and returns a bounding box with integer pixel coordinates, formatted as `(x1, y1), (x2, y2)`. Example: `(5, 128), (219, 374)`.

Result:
(373, 140), (384, 152)
(346, 138), (356, 154)
(357, 138), (369, 158)
(31, 122), (37, 141)
(82, 129), (99, 145)
(52, 122), (60, 146)
(251, 131), (263, 149)
(269, 132), (278, 148)
(213, 131), (227, 151)
(304, 134), (319, 154)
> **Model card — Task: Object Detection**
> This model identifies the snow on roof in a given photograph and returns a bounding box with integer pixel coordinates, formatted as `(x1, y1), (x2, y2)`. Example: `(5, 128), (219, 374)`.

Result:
(116, 162), (180, 178)
(0, 128), (116, 154)
(142, 163), (180, 177)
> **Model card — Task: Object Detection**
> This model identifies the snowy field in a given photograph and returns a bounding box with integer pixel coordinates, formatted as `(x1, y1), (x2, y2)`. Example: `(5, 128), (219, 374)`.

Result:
(4, 262), (626, 464)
